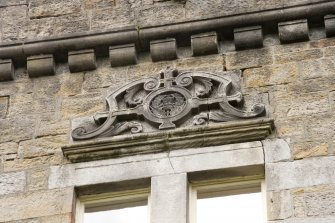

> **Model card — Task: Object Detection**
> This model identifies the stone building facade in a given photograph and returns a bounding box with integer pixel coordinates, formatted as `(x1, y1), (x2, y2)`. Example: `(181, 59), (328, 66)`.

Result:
(0, 0), (335, 222)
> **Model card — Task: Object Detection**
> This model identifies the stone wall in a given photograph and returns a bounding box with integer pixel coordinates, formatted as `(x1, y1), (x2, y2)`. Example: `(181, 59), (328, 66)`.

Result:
(0, 0), (335, 223)
(0, 0), (331, 42)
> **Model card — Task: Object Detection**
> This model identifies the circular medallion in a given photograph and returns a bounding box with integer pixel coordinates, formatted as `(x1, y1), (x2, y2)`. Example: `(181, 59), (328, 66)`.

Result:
(149, 91), (187, 118)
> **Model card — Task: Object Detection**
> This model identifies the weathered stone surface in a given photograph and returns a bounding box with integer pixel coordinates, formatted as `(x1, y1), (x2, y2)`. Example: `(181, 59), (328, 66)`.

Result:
(176, 54), (224, 72)
(226, 48), (273, 70)
(151, 174), (188, 223)
(243, 63), (297, 88)
(191, 32), (218, 56)
(27, 55), (55, 78)
(278, 20), (309, 44)
(0, 5), (28, 42)
(60, 93), (104, 119)
(40, 213), (72, 223)
(110, 44), (137, 67)
(286, 93), (329, 117)
(267, 190), (293, 220)
(18, 135), (66, 159)
(28, 13), (89, 39)
(274, 49), (323, 64)
(234, 26), (263, 50)
(0, 171), (26, 196)
(0, 96), (9, 119)
(68, 49), (97, 73)
(263, 139), (292, 163)
(324, 15), (335, 37)
(138, 3), (185, 26)
(271, 217), (335, 223)
(0, 59), (14, 81)
(29, 0), (82, 19)
(150, 38), (178, 62)
(0, 188), (74, 222)
(266, 157), (335, 191)
(0, 142), (18, 156)
(27, 168), (49, 191)
(0, 0), (27, 7)
(293, 142), (328, 160)
(0, 116), (35, 143)
(84, 0), (114, 9)
(57, 72), (83, 96)
(91, 4), (133, 31)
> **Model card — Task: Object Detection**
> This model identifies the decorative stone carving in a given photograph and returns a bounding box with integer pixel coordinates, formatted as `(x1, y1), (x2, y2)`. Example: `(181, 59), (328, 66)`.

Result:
(0, 59), (14, 81)
(71, 68), (266, 141)
(324, 15), (335, 37)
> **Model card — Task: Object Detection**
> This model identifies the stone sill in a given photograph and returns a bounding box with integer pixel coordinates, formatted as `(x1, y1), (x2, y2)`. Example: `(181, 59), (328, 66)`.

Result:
(62, 118), (274, 163)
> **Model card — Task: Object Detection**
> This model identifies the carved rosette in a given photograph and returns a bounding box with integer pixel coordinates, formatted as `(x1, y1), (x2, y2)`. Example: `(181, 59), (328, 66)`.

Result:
(71, 68), (266, 140)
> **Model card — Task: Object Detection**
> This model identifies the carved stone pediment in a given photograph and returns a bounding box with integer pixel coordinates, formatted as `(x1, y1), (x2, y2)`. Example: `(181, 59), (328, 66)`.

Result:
(71, 68), (266, 141)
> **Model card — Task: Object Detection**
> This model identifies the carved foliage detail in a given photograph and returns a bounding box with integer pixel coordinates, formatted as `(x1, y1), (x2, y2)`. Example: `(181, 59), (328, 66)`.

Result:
(71, 68), (266, 141)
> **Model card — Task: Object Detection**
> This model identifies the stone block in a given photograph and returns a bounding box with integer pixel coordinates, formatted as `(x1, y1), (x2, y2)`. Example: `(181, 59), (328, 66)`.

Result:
(170, 147), (264, 173)
(0, 171), (26, 196)
(58, 72), (83, 96)
(151, 174), (188, 223)
(263, 139), (292, 163)
(40, 213), (72, 223)
(226, 48), (273, 70)
(27, 54), (55, 78)
(0, 59), (14, 81)
(278, 20), (309, 44)
(0, 0), (27, 7)
(109, 44), (137, 67)
(27, 168), (49, 191)
(68, 49), (97, 73)
(84, 0), (114, 9)
(29, 0), (81, 19)
(274, 49), (323, 64)
(0, 116), (35, 143)
(0, 5), (28, 42)
(293, 142), (328, 160)
(0, 96), (9, 119)
(0, 188), (74, 222)
(266, 157), (335, 191)
(234, 26), (263, 50)
(324, 15), (335, 37)
(243, 63), (297, 88)
(304, 186), (335, 217)
(0, 142), (18, 156)
(176, 54), (224, 72)
(150, 38), (178, 62)
(191, 32), (218, 56)
(267, 190), (293, 221)
(18, 135), (66, 159)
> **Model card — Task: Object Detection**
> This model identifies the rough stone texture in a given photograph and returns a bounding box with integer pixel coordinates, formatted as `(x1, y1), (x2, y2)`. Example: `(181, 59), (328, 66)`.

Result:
(0, 96), (9, 119)
(263, 139), (292, 163)
(28, 0), (82, 19)
(266, 157), (335, 191)
(0, 171), (26, 196)
(0, 188), (74, 222)
(226, 48), (273, 70)
(267, 190), (293, 220)
(293, 141), (328, 160)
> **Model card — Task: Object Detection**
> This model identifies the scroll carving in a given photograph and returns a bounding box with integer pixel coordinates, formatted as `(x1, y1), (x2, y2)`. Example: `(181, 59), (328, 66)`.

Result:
(72, 68), (266, 141)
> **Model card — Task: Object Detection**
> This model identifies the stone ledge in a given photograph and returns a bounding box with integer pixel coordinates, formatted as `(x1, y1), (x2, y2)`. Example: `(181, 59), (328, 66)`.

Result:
(62, 118), (274, 163)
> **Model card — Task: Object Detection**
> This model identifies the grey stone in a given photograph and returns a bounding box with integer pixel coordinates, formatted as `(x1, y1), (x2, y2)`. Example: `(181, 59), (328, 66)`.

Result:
(109, 44), (137, 67)
(278, 20), (309, 44)
(324, 15), (335, 37)
(267, 190), (293, 220)
(191, 32), (219, 56)
(234, 26), (263, 50)
(27, 54), (55, 77)
(0, 96), (9, 118)
(266, 157), (335, 191)
(68, 49), (97, 73)
(0, 171), (26, 196)
(0, 59), (14, 81)
(263, 139), (292, 163)
(150, 39), (178, 62)
(270, 217), (335, 223)
(151, 174), (188, 223)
